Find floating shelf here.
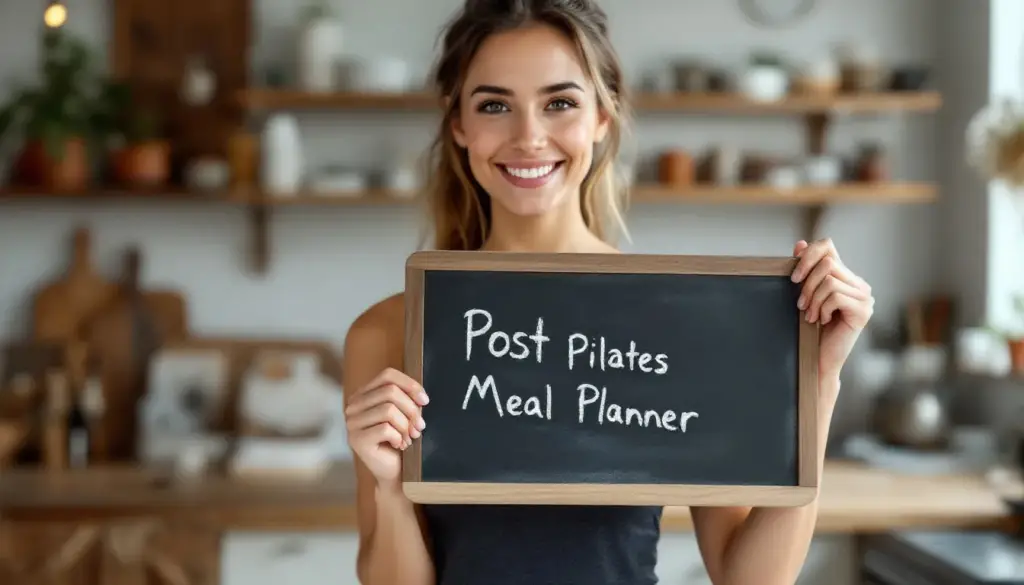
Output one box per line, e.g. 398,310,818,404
237,89,942,115
0,182,936,206
223,182,935,206
0,182,937,274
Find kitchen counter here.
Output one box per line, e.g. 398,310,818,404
0,460,1018,533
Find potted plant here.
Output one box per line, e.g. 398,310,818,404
109,102,170,188
738,52,789,102
0,28,107,191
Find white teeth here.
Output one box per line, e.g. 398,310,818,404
504,164,555,179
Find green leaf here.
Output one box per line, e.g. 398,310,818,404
41,120,66,161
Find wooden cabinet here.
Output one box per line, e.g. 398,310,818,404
111,0,249,170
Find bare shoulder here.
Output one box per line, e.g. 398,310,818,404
348,293,405,340
344,293,407,373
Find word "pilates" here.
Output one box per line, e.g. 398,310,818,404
464,308,670,375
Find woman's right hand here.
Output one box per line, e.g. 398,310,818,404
345,367,429,486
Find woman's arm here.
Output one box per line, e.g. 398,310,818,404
344,308,436,585
690,375,838,585
692,238,872,585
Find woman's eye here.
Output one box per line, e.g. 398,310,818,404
477,101,508,114
547,98,578,111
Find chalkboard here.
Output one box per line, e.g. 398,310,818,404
402,251,819,507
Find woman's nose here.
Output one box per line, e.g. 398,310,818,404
512,110,547,151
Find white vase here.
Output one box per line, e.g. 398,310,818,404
261,114,304,196
297,8,343,92
739,66,788,102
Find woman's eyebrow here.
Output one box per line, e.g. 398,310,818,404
469,81,584,96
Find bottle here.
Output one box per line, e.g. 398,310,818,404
43,371,70,470
66,397,90,469
81,374,106,461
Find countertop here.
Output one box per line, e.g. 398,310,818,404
0,460,1019,533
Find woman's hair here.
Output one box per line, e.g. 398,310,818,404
420,0,631,251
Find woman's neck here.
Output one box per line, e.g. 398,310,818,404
481,196,610,254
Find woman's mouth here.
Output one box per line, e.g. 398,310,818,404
497,161,565,188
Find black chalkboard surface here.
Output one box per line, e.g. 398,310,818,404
402,251,819,507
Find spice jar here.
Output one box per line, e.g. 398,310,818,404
856,144,888,182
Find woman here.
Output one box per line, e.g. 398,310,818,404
342,0,875,583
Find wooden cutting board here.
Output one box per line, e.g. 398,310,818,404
87,247,182,462
32,227,118,342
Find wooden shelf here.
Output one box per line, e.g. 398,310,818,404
238,89,942,115
220,182,935,207
0,182,936,275
631,182,936,204
0,182,936,206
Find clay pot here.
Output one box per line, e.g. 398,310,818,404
1008,339,1024,374
658,150,694,186
112,141,171,188
12,138,91,191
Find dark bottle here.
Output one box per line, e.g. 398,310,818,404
67,399,90,468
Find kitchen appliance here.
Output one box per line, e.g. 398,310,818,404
870,346,952,450
861,531,1024,585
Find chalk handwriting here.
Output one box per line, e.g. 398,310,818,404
462,374,553,420
567,333,669,374
464,309,550,363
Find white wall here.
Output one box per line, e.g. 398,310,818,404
0,0,941,351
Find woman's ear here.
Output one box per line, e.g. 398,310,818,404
594,106,611,144
451,117,467,148
445,96,467,148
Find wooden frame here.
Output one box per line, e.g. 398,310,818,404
402,250,819,507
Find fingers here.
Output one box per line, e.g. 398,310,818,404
806,274,864,323
819,290,874,328
344,367,430,453
793,240,809,257
791,237,840,282
364,422,405,451
348,402,414,446
361,367,429,406
347,383,425,437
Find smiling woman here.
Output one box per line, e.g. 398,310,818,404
424,0,629,253
340,1,875,584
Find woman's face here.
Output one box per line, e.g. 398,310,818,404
452,23,609,218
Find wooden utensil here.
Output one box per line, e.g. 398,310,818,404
31,227,118,342
86,247,165,462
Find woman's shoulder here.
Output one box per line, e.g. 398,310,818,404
344,292,406,362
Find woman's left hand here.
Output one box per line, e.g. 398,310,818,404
791,238,874,386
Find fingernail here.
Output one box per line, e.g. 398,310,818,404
791,271,801,283
410,428,420,439
416,417,426,430
417,392,429,405
797,296,806,309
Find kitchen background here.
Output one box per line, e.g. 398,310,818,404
1,0,1023,584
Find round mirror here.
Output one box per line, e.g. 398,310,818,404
737,0,818,28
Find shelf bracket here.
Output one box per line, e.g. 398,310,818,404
248,203,270,274
803,204,825,242
802,112,831,243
